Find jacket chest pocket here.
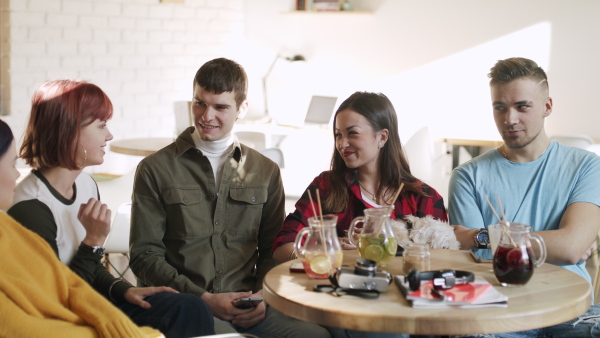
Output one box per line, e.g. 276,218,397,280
227,187,268,236
163,187,211,238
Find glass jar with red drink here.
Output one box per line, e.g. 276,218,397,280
493,222,546,287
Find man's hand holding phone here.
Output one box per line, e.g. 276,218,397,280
232,297,263,309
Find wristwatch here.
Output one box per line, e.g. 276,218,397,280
474,228,490,249
81,242,105,257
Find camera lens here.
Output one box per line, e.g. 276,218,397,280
354,258,377,276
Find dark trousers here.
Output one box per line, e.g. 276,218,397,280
118,292,215,338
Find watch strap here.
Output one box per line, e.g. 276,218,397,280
80,242,105,256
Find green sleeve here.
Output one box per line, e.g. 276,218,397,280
255,165,286,291
130,160,208,296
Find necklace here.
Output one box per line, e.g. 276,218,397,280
358,181,377,202
500,144,509,160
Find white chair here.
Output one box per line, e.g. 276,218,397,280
174,101,193,135
403,127,434,183
95,168,136,214
96,170,136,280
103,203,132,279
236,131,267,151
550,134,594,149
260,148,285,168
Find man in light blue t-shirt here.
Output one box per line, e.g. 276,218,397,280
449,58,600,337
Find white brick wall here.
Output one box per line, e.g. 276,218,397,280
5,0,245,174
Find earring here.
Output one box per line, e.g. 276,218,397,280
78,146,87,169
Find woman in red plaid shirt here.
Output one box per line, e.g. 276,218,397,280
273,91,448,262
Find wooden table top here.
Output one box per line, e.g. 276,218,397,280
263,249,591,335
109,137,173,156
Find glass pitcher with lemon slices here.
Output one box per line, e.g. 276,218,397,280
293,215,343,279
348,206,397,267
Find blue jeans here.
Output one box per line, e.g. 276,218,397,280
452,303,600,338
214,305,331,338
118,292,215,337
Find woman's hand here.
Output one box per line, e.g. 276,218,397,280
124,286,179,309
78,198,111,247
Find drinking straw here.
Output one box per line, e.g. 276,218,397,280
316,189,325,223
389,183,405,206
493,194,515,247
483,194,501,223
483,193,515,247
307,189,327,251
307,190,319,219
496,194,506,222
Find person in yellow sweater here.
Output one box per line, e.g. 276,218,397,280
0,118,161,337
6,81,215,337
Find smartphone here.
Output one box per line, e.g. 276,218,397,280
289,262,305,273
232,297,263,309
470,249,492,263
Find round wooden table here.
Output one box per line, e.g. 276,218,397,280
109,137,173,156
263,249,591,335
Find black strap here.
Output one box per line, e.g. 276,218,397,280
313,284,380,299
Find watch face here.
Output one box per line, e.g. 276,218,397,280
478,232,489,244
93,247,105,256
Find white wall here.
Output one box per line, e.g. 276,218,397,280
3,0,247,174
3,0,599,181
244,0,600,142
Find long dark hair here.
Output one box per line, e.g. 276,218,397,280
0,119,14,158
323,92,425,212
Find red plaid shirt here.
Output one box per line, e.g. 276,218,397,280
273,171,448,251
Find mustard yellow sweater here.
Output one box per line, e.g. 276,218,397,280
0,212,162,338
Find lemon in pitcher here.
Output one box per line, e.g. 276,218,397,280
358,234,396,266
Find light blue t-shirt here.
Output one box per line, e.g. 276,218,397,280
449,141,600,283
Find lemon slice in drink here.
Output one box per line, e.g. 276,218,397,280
364,244,384,262
309,255,332,275
385,237,397,256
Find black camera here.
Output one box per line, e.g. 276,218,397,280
329,258,392,292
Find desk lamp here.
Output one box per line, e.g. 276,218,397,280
262,54,306,121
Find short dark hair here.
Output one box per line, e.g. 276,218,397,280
0,119,14,159
488,57,549,94
20,80,113,171
193,58,248,109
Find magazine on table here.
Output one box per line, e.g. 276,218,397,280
395,275,508,308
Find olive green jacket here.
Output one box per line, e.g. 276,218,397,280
130,127,285,296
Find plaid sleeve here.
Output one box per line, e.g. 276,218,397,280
272,173,326,252
396,181,448,222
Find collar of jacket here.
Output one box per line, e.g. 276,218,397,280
174,127,243,162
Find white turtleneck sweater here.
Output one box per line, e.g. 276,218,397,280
191,131,235,193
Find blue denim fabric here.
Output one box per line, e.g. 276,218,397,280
215,306,331,338
451,303,600,338
118,292,215,337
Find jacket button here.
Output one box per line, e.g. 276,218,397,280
183,197,188,203
214,286,220,291
251,197,256,203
